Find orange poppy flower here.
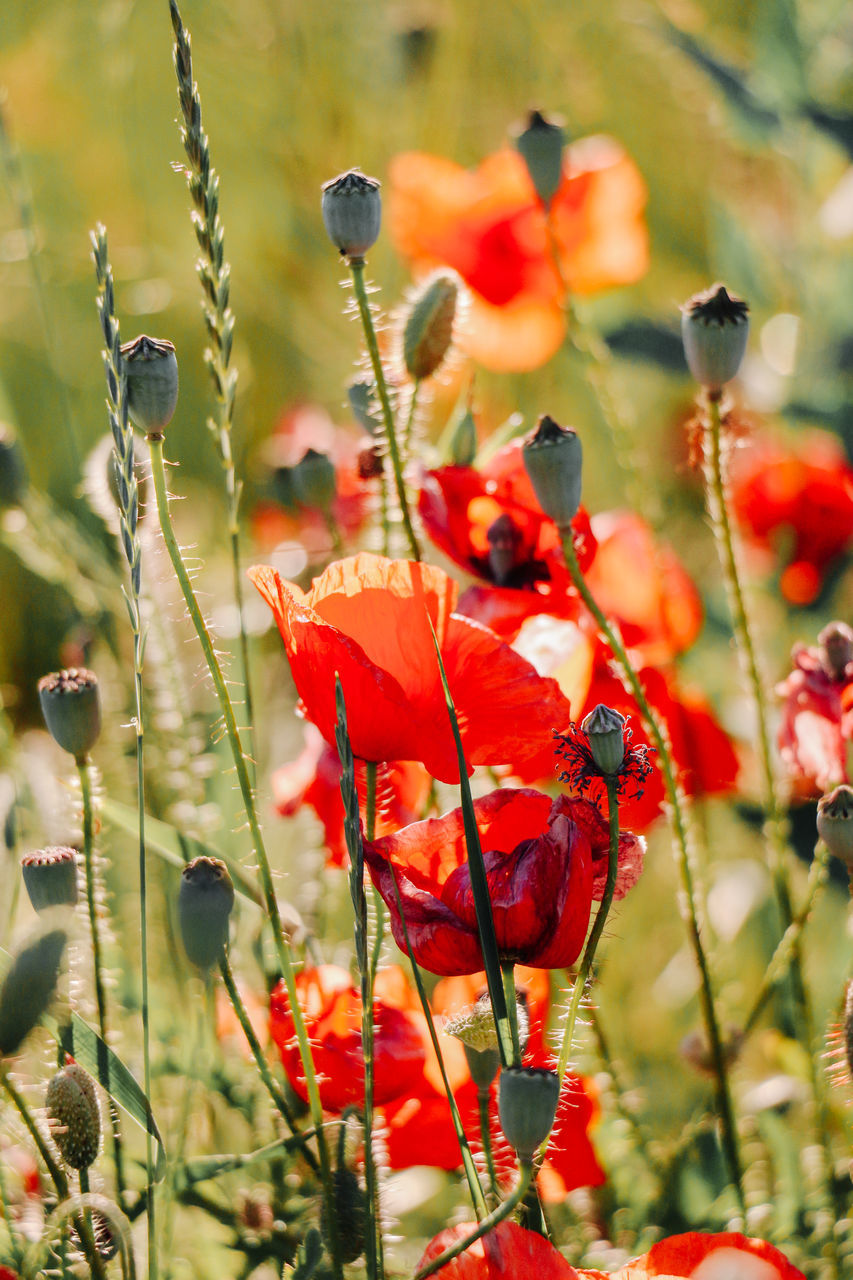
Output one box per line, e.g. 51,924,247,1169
249,553,572,784
575,1231,806,1279
418,1220,578,1279
389,137,648,371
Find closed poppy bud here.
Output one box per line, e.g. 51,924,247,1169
21,847,79,913
498,1066,560,1163
818,621,853,681
680,283,749,393
38,669,101,762
46,1062,100,1171
817,785,853,871
582,704,627,776
178,856,235,971
513,109,566,208
120,335,179,437
403,271,458,380
0,923,67,1057
292,448,336,511
0,425,27,509
321,169,382,260
448,408,478,467
522,415,582,529
321,1166,366,1264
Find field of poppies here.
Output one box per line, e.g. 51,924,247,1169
1,2,853,1279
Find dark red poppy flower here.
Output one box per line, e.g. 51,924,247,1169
249,553,572,784
418,1220,579,1279
777,625,853,794
579,1231,806,1279
389,139,648,372
729,432,853,606
269,965,427,1111
364,788,642,976
271,725,431,868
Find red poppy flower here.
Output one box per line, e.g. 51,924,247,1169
418,1220,578,1279
389,138,648,372
776,628,853,795
578,1231,805,1279
364,787,643,976
249,553,572,784
729,432,853,606
269,964,427,1111
271,725,431,868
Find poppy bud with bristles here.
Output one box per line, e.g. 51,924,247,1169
178,856,235,971
46,1062,101,1171
498,1066,560,1164
38,669,101,762
21,847,79,913
680,284,749,394
321,169,382,260
0,922,67,1057
513,109,566,208
120,335,179,438
522,415,583,529
402,271,458,380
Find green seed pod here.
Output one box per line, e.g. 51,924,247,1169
120,335,179,437
321,1166,366,1264
0,424,28,508
817,785,853,871
498,1066,560,1163
513,109,566,208
178,856,235,971
448,409,478,467
402,272,458,380
46,1062,101,1170
582,704,627,776
522,415,583,529
37,668,101,762
292,448,337,511
680,284,749,393
0,923,67,1057
463,1043,501,1092
21,847,79,913
321,169,382,260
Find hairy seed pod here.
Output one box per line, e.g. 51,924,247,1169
46,1062,101,1170
402,272,458,380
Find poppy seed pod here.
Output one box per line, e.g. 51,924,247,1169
513,109,566,208
38,668,101,762
817,785,853,871
522,415,583,529
292,448,336,511
0,923,67,1057
582,704,627,776
321,169,382,260
402,272,458,380
680,284,749,393
21,847,79,913
178,856,235,971
120,335,179,437
498,1066,560,1163
46,1062,101,1170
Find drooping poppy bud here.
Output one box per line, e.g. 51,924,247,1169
402,271,458,380
581,704,627,776
46,1062,101,1171
292,448,336,511
817,785,853,872
522,415,583,529
498,1066,560,1163
321,169,382,260
320,1166,366,1264
680,283,749,393
513,109,566,208
0,923,67,1057
0,424,28,509
38,668,102,762
178,856,235,971
120,335,179,437
21,847,79,913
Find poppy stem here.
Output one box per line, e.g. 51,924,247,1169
358,760,382,1280
558,528,746,1221
77,757,127,1203
146,434,343,1280
554,775,621,1086
402,378,422,454
501,964,522,1066
477,1087,499,1203
414,1162,533,1280
348,258,422,561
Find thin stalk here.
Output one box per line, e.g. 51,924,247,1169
555,775,621,1081
588,1005,666,1182
359,761,380,1280
501,964,522,1067
218,953,317,1171
146,434,341,1280
348,258,421,560
402,379,422,454
477,1089,499,1202
414,1163,533,1280
77,758,126,1201
558,530,745,1219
